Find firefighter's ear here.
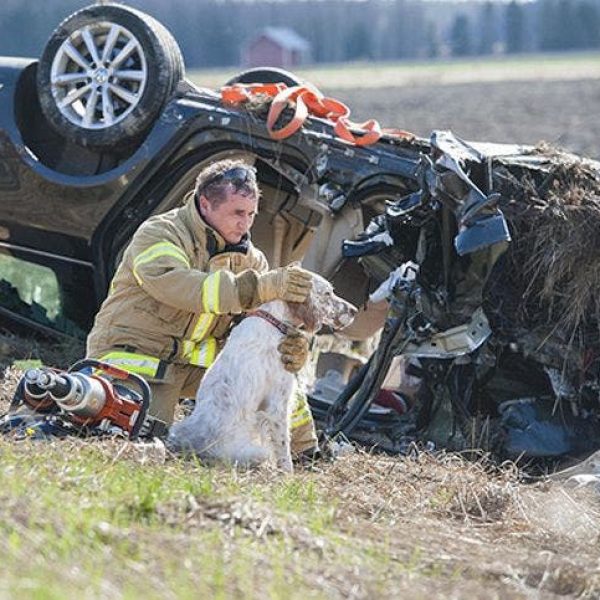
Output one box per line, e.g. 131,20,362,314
198,194,211,216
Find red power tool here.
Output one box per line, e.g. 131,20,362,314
9,359,160,440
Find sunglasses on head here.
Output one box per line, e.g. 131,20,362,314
201,166,256,191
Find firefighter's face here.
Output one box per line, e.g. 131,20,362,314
199,190,258,245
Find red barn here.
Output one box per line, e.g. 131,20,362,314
243,27,311,69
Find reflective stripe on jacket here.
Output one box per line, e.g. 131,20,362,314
99,351,162,378
87,192,268,368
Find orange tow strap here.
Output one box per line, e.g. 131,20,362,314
220,83,415,147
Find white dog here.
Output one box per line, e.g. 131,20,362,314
167,274,356,472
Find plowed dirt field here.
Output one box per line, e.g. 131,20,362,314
328,78,600,160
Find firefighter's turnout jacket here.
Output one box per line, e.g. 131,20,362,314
87,192,268,374
86,192,316,450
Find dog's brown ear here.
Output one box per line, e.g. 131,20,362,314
302,310,320,334
287,300,319,333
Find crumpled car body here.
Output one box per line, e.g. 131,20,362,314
320,131,600,462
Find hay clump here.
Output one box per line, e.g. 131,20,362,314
488,147,600,357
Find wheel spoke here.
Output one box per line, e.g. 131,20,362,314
63,41,91,70
81,27,102,66
101,87,114,126
52,72,90,86
109,82,137,106
113,69,145,82
51,22,147,129
101,24,121,63
109,39,137,70
83,88,99,127
58,83,92,109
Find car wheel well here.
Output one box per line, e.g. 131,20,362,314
100,149,316,281
225,67,303,88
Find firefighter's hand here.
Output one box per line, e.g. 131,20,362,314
257,266,313,304
278,332,310,373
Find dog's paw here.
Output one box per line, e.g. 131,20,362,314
277,457,294,474
236,445,270,468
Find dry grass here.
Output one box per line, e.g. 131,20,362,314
1,369,600,598
0,367,20,410
0,328,84,371
492,149,600,353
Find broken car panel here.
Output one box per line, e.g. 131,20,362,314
320,131,600,461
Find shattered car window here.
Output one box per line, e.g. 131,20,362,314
0,254,60,319
0,254,89,338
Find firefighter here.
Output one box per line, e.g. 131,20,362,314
86,159,318,454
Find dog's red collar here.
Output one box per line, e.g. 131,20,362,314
247,310,293,336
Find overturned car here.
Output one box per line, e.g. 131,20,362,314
2,3,600,461
0,2,421,344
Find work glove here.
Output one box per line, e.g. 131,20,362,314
278,331,310,373
257,265,313,304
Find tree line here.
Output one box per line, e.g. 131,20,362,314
0,0,599,68
448,0,600,57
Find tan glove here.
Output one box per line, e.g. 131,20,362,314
257,266,312,304
278,332,310,373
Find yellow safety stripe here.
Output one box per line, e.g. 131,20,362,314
99,351,160,378
291,407,312,429
290,395,313,430
291,414,312,430
181,338,218,368
190,313,216,342
201,272,222,313
134,242,190,268
132,242,190,285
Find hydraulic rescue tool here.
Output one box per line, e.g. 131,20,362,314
2,359,167,440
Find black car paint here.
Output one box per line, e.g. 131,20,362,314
0,59,426,338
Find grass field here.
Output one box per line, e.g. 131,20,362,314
0,431,598,598
189,51,600,90
1,367,600,599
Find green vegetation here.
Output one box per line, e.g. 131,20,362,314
0,435,598,599
0,440,395,599
0,441,320,598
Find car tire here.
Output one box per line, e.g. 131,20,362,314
225,67,304,87
37,3,185,149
